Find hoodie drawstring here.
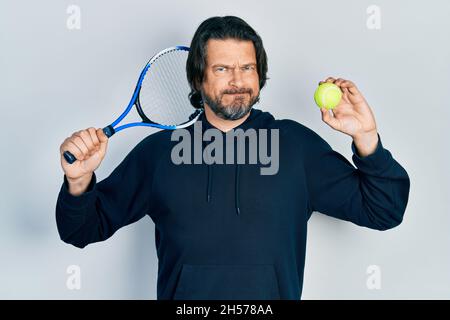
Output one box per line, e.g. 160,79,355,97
207,164,213,203
199,108,270,216
235,164,241,215
206,163,241,215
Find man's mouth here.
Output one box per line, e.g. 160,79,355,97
223,89,252,96
224,92,250,97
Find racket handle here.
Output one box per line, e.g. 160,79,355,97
63,126,115,164
63,151,77,164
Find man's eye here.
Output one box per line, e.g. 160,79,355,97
216,67,226,72
243,66,255,71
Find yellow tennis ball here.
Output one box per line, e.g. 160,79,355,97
314,82,342,110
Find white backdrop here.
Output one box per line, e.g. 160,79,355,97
1,0,449,299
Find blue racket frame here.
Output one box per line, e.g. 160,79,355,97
64,45,203,164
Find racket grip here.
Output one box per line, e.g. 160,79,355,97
63,151,77,164
63,126,115,164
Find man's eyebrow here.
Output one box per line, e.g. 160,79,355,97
211,64,233,68
210,63,257,68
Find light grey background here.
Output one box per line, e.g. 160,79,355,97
1,0,449,299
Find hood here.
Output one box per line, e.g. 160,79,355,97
187,108,276,215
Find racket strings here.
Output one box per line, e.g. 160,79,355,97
159,52,185,118
149,52,189,124
139,49,197,126
166,50,193,121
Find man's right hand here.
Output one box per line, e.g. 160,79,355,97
59,127,108,195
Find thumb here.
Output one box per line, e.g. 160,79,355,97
97,128,109,156
320,107,340,130
97,128,109,143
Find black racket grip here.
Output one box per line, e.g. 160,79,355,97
63,126,115,164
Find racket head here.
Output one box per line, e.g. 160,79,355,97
135,46,201,128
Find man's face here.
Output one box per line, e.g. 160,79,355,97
200,38,260,120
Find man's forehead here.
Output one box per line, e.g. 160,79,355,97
205,39,256,64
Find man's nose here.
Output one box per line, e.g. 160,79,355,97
229,68,244,87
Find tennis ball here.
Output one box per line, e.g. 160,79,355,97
314,82,342,110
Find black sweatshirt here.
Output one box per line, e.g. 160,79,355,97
55,108,410,299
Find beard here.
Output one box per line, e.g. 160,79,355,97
201,87,260,121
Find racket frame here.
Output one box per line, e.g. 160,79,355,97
106,45,203,136
63,45,203,164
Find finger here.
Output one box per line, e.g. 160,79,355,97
339,79,355,87
97,128,108,155
71,134,90,158
79,130,96,154
341,87,351,103
319,77,336,85
88,127,100,148
339,80,360,95
97,128,108,144
60,137,70,155
334,78,346,86
65,140,85,161
320,107,340,130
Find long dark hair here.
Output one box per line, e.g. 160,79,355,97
186,16,268,109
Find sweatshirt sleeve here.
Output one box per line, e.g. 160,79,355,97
55,137,157,248
302,128,410,231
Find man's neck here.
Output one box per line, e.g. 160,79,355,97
204,106,251,133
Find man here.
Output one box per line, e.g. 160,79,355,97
56,16,410,300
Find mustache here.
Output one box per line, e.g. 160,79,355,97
221,88,253,95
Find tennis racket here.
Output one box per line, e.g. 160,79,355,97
63,46,203,164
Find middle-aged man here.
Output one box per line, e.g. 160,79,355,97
56,16,410,300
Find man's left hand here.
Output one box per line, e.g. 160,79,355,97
319,77,379,157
